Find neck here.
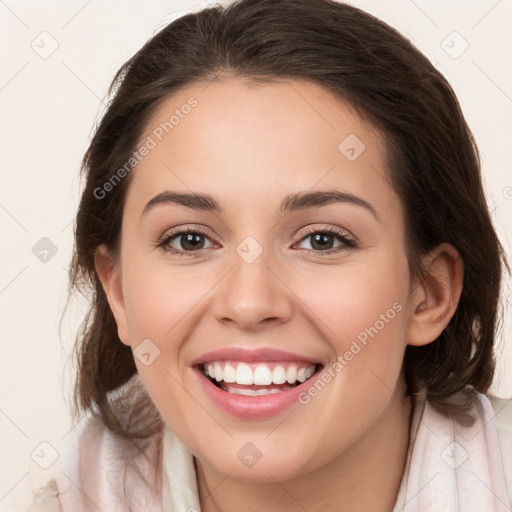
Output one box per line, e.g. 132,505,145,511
195,382,413,512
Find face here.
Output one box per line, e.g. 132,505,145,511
101,77,417,482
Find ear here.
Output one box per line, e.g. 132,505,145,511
406,243,464,347
94,244,131,346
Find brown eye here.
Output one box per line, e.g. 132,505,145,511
296,228,355,254
307,233,338,251
157,228,215,255
172,232,207,251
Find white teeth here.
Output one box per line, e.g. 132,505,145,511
253,365,273,385
223,363,236,383
297,367,306,383
286,365,297,384
236,363,253,385
204,361,316,386
214,362,223,382
225,386,283,396
272,365,287,384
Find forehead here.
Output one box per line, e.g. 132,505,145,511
125,77,399,221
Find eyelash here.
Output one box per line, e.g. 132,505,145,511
156,227,214,257
156,226,357,257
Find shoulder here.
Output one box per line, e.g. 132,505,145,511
488,394,512,430
392,388,512,512
487,394,512,502
488,394,512,433
25,415,164,512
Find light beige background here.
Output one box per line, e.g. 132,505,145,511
1,0,511,509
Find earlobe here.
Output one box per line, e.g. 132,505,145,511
406,243,464,347
94,244,131,346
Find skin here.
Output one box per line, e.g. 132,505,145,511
95,76,464,511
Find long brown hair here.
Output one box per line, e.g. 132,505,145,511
65,0,509,438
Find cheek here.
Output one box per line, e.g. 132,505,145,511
120,263,207,417
121,257,215,343
289,249,411,427
119,258,222,414
283,255,410,458
295,252,409,354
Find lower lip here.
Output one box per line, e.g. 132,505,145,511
194,367,318,419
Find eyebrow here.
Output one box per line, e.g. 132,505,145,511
141,189,379,220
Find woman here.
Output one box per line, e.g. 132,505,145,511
27,0,512,510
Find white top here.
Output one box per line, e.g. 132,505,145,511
19,389,512,511
161,390,512,512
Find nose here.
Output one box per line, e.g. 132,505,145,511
211,244,293,332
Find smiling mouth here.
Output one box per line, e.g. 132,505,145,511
200,361,322,396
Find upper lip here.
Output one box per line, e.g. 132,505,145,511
190,347,323,367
